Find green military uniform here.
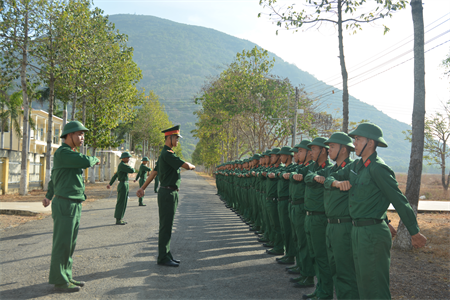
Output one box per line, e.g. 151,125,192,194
46,121,99,287
265,148,284,255
154,174,159,193
288,140,315,284
304,137,333,299
325,123,420,300
276,147,297,264
322,133,358,299
109,152,135,224
157,126,186,264
135,157,152,206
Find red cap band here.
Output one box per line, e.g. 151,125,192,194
164,130,180,136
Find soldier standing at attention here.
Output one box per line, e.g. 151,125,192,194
42,121,99,293
107,151,135,225
326,123,427,300
136,125,195,267
134,156,152,206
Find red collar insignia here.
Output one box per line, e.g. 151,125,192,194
305,162,309,166
341,161,346,168
167,150,174,153
364,159,371,167
321,162,326,168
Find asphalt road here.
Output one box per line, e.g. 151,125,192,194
0,171,314,299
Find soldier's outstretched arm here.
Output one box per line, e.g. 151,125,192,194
181,162,195,170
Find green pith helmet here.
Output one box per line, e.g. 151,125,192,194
307,137,329,149
293,147,299,153
279,146,294,156
120,151,132,159
60,121,88,138
252,153,261,160
295,139,312,150
348,122,388,147
271,147,281,155
324,132,355,151
262,150,270,157
141,156,149,161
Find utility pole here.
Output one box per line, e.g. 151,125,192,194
292,87,298,147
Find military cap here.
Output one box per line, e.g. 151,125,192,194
270,147,281,155
279,146,294,156
252,153,262,160
161,124,182,138
120,151,132,159
292,147,299,153
294,139,312,150
324,132,355,151
60,120,88,138
348,122,388,147
307,137,329,149
141,156,149,161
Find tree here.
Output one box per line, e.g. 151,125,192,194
393,0,425,250
0,0,45,194
259,0,407,133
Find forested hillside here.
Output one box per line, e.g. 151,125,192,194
109,14,412,170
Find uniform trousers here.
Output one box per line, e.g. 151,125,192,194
138,178,145,204
49,196,82,285
114,181,129,220
352,222,392,300
157,188,179,264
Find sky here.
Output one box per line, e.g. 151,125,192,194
94,0,450,125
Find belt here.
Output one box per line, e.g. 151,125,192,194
291,200,304,205
306,211,325,216
352,219,383,227
278,196,289,201
160,186,179,192
328,218,352,224
55,195,83,203
267,197,277,202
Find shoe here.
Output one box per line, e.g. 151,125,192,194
257,238,269,243
158,260,179,267
249,227,259,231
288,268,301,274
289,276,303,283
286,265,298,270
266,249,284,255
276,255,287,261
262,242,274,247
54,283,81,293
116,220,127,225
69,279,85,287
302,292,316,299
139,203,146,206
277,258,295,265
294,276,315,288
172,259,181,264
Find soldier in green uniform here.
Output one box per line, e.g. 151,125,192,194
134,156,152,206
313,132,358,299
325,123,427,300
276,146,297,264
42,121,99,292
303,137,334,299
286,140,315,288
136,125,195,267
154,174,159,193
107,151,135,225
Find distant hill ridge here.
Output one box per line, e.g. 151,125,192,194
109,14,412,170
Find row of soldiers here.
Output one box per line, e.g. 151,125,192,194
214,122,426,300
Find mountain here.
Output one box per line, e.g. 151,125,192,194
108,14,412,170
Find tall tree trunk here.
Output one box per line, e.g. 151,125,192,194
393,0,425,250
337,0,349,133
19,10,29,195
62,102,67,126
81,95,87,155
44,75,55,191
10,117,13,150
71,90,77,121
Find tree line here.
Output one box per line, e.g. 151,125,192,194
0,0,175,194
